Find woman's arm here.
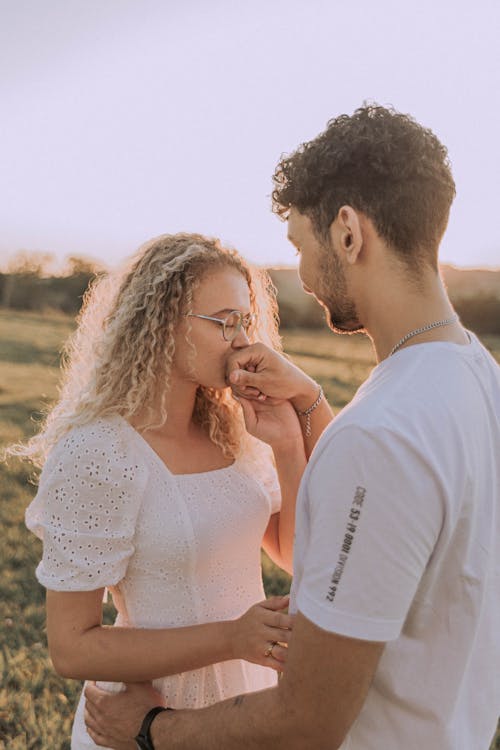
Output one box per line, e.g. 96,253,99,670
262,442,307,575
237,398,307,575
46,590,293,682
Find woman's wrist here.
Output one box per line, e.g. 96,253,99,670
182,620,238,666
271,439,306,462
225,618,241,660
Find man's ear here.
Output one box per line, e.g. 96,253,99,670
330,206,363,265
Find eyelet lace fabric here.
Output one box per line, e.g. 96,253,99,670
26,415,281,749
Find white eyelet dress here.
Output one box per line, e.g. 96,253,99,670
25,416,281,750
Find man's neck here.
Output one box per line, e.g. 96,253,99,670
361,272,468,363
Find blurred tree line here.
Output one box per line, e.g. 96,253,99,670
0,252,105,315
452,296,500,335
1,252,500,334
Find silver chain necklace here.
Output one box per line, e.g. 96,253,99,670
389,314,459,357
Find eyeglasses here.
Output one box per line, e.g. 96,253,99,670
187,310,257,342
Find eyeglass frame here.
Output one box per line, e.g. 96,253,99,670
186,310,257,342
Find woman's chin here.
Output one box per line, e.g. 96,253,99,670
197,377,232,392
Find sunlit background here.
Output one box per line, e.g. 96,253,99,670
1,0,500,271
1,5,500,747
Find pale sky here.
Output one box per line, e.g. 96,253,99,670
1,0,500,270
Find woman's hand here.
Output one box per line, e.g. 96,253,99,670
230,596,294,672
237,396,303,451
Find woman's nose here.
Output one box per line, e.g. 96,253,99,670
231,327,250,348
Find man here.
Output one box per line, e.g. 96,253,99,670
84,105,500,749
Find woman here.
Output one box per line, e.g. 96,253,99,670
17,233,307,749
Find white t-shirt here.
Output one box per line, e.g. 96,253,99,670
290,332,500,750
26,416,281,750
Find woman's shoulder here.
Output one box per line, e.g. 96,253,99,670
51,414,124,450
236,435,276,477
236,436,281,513
44,414,142,479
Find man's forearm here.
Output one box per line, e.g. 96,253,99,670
150,686,309,750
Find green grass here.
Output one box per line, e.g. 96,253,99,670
0,309,499,749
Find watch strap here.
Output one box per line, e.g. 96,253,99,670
135,706,171,750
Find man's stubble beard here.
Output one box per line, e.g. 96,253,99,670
317,242,364,335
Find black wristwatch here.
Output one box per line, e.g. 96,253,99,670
135,706,172,750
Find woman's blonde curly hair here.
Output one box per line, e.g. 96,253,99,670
9,233,281,468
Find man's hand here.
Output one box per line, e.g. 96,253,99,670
84,681,166,749
226,343,318,411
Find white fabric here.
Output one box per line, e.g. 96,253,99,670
290,332,500,750
26,415,281,749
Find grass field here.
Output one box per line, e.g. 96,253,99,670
1,308,499,749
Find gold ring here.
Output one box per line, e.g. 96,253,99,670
264,641,277,657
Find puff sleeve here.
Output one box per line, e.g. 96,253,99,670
25,418,149,591
245,437,282,515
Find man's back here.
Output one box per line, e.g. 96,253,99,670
291,333,500,749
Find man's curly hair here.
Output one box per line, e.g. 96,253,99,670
272,104,456,270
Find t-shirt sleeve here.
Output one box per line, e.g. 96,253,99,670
25,420,149,592
295,425,444,642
